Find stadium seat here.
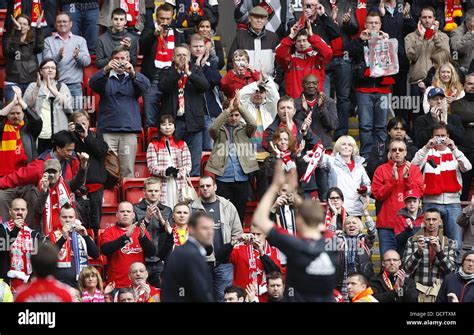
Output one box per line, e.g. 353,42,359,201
189,176,200,194
134,160,150,178
201,151,211,176
147,127,158,143
122,178,146,204
137,128,146,153
102,187,119,209
243,201,257,230
99,212,117,230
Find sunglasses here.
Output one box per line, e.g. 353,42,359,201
390,148,405,153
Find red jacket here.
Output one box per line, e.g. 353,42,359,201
394,209,425,235
229,241,281,302
371,160,424,229
0,151,80,189
15,276,73,302
275,35,333,98
220,69,260,99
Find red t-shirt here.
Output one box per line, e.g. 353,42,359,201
229,242,281,303
15,276,73,302
100,225,151,288
346,159,355,172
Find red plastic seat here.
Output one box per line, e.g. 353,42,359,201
122,178,146,204
243,201,257,230
189,176,200,194
136,128,145,153
102,187,119,208
134,161,150,178
99,212,117,230
201,151,211,176
147,127,158,143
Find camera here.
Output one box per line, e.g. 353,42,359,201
235,60,246,68
71,222,77,229
423,237,431,243
119,63,126,69
47,173,55,181
162,24,172,31
370,31,379,38
435,136,446,145
75,122,85,133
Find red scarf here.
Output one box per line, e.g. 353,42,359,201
382,270,394,290
0,120,27,176
42,177,73,235
247,241,272,297
120,0,140,27
324,207,346,231
443,0,463,32
154,29,175,68
6,221,34,282
280,150,296,172
177,72,188,117
423,149,462,195
14,0,47,27
49,230,73,268
172,225,189,247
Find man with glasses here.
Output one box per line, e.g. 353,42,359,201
436,251,474,302
43,12,91,110
412,122,472,252
414,87,465,148
370,249,418,302
190,175,243,302
372,139,424,257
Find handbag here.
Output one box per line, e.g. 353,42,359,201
416,279,442,303
182,175,197,202
103,150,121,189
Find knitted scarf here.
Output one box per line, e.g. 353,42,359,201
180,0,204,28
82,289,105,303
154,29,175,68
0,120,27,176
49,229,88,280
324,207,346,232
294,47,319,60
247,241,272,296
423,148,462,195
177,71,188,117
42,176,73,235
443,0,463,32
120,0,140,27
6,221,34,282
13,0,47,27
172,225,189,247
458,268,474,281
281,150,296,172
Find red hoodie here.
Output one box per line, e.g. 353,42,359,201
220,69,260,99
275,34,333,98
371,160,424,229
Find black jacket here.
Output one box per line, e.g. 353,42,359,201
451,96,474,151
309,9,340,44
160,238,214,302
3,28,44,84
72,130,108,184
138,28,184,81
413,113,465,149
159,64,210,133
370,271,419,302
0,107,43,169
436,272,474,303
133,199,172,263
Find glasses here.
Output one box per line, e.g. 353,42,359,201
383,258,400,262
329,196,341,200
390,148,405,153
42,66,57,70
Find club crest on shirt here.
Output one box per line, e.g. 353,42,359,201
121,237,143,254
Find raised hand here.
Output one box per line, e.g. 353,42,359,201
11,15,21,30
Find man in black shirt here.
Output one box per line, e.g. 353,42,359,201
190,175,243,302
252,163,337,302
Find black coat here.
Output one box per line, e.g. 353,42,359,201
436,272,474,302
0,107,42,166
72,130,109,184
160,239,214,302
413,113,465,149
370,271,419,302
159,64,210,133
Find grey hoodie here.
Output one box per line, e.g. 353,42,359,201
96,28,138,69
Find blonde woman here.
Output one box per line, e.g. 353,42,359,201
423,63,465,113
319,135,371,216
78,266,107,303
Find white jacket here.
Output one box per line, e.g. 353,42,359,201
320,154,371,216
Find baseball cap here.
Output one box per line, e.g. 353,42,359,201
403,189,422,201
43,159,61,173
427,87,445,99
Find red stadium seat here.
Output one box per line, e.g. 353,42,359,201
243,201,257,230
99,212,117,230
201,151,211,176
102,187,119,208
134,161,150,178
137,128,146,153
122,178,146,204
189,176,200,194
147,127,158,143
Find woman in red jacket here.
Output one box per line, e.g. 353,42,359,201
371,139,424,258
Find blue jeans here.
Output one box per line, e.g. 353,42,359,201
66,82,84,110
144,79,162,127
324,58,352,139
378,228,398,259
210,263,233,302
4,83,30,102
424,203,462,250
62,4,99,54
202,115,215,151
356,92,389,159
176,119,203,176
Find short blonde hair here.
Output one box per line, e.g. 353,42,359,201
232,49,250,62
333,135,359,157
78,266,104,295
343,216,364,234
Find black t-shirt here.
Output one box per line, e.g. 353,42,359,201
202,200,223,253
267,227,337,302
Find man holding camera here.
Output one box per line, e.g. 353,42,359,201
34,155,89,236
402,208,457,302
89,47,150,179
100,201,155,289
46,203,99,288
414,87,465,148
412,122,472,251
133,177,172,288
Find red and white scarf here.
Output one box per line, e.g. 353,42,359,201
42,176,73,235
324,206,346,232
247,241,272,296
294,47,319,59
177,72,188,117
14,0,47,27
49,229,88,272
120,0,140,27
172,225,189,248
154,29,175,68
6,221,34,282
382,270,394,291
280,150,296,172
423,148,462,195
0,120,27,176
82,289,105,303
